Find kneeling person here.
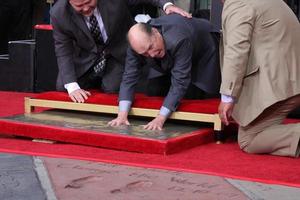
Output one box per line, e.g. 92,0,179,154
109,14,221,130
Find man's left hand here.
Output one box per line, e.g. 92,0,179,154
165,5,192,18
218,102,234,126
143,115,167,131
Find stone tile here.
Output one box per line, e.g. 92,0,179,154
42,157,248,200
227,179,300,200
0,153,46,200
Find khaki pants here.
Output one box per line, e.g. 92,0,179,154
238,94,300,157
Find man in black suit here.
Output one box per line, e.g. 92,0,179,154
50,0,190,103
108,14,221,130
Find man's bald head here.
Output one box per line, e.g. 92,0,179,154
128,23,165,58
128,23,153,55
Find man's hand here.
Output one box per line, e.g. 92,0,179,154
165,5,192,18
69,89,91,103
108,111,130,127
143,114,167,131
218,102,234,126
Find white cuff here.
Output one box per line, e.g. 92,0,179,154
119,100,132,112
221,94,235,103
159,106,172,117
64,82,80,94
163,2,174,11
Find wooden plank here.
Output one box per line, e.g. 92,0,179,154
32,139,56,144
24,97,33,114
25,98,222,130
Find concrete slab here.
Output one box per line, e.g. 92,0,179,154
1,110,212,154
41,157,248,200
1,151,300,200
0,153,46,200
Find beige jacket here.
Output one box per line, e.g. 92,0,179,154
220,0,300,126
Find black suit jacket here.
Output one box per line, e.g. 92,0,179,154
119,14,221,111
50,0,169,90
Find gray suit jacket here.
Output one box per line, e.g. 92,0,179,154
119,14,221,111
50,0,170,90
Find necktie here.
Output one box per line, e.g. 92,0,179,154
89,14,104,46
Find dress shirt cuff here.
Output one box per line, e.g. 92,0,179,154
119,100,132,112
221,94,235,103
64,82,80,94
159,106,172,117
163,2,174,11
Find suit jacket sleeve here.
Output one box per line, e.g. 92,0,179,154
51,13,78,85
126,0,173,9
220,0,255,97
118,47,144,102
163,39,193,111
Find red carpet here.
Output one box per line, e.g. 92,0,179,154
0,136,300,188
0,91,300,188
0,91,37,117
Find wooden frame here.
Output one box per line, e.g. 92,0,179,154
24,97,224,141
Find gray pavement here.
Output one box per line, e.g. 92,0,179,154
1,153,300,200
0,154,46,200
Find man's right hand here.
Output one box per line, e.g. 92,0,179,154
218,101,234,126
69,89,91,103
108,111,130,127
165,5,192,18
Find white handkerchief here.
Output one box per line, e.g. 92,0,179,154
134,14,151,23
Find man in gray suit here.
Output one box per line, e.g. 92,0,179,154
108,14,221,130
50,0,190,103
